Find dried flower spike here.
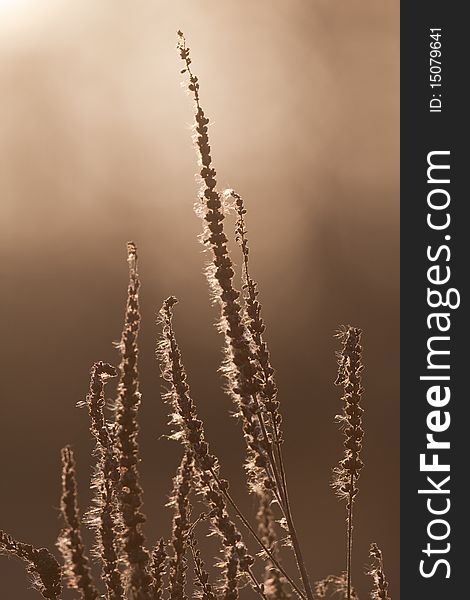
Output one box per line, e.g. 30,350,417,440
332,326,365,600
158,297,257,600
115,242,153,599
1,530,62,600
177,31,270,494
84,361,124,600
159,297,306,600
57,446,99,600
368,543,391,600
313,573,359,600
188,532,217,600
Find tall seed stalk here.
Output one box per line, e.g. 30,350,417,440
177,32,314,600
115,242,153,599
57,446,100,600
332,326,365,600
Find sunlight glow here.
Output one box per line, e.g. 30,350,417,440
0,0,19,9
0,0,35,15
0,0,47,38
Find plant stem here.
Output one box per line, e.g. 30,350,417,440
247,568,269,600
347,473,354,600
209,469,307,600
254,405,314,600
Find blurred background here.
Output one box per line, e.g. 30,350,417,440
0,1,399,598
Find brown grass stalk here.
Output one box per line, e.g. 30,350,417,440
0,32,394,600
57,445,100,600
84,360,125,600
333,326,365,600
177,33,314,600
158,297,309,600
158,296,264,600
314,574,359,600
115,242,153,599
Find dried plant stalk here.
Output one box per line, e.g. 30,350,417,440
333,326,365,600
168,451,194,600
188,532,217,600
368,544,391,600
84,361,125,600
177,31,270,494
177,34,313,600
230,189,282,451
256,491,290,600
0,31,395,600
0,530,62,600
158,296,261,600
115,242,153,599
57,446,99,600
151,539,167,600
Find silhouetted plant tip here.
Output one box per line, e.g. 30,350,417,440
367,544,391,600
333,326,365,600
0,530,62,600
57,446,100,600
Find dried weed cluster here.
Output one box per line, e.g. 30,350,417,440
0,33,391,600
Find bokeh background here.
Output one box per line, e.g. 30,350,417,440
0,1,399,598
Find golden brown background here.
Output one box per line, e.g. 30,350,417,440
0,1,399,598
